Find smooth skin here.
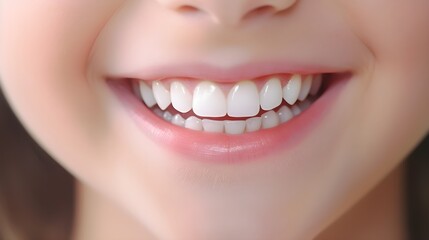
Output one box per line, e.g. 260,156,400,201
1,0,429,239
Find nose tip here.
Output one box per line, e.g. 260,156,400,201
157,0,297,26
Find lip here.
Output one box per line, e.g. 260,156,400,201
109,60,349,83
107,71,350,163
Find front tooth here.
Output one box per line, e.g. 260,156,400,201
310,75,322,95
193,81,227,117
283,74,302,105
298,75,313,101
139,81,157,108
227,80,260,117
170,81,192,113
225,120,246,135
185,116,203,131
277,106,294,123
246,117,262,132
202,119,224,133
261,111,280,129
260,77,283,110
171,114,185,127
152,81,171,110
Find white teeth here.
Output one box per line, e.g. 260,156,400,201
171,114,186,127
185,116,203,131
246,117,262,132
277,106,294,123
310,74,322,95
193,81,227,117
170,81,193,113
152,81,171,110
137,74,323,134
262,111,280,129
227,81,260,117
224,120,246,135
283,74,302,105
298,75,312,101
260,77,283,111
202,119,224,133
163,111,173,122
139,81,157,108
291,105,301,116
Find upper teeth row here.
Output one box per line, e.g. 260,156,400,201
138,74,322,118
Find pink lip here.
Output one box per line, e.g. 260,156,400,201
108,73,350,163
113,61,349,82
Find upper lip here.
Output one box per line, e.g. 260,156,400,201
112,60,348,83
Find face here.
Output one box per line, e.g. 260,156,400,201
1,0,429,239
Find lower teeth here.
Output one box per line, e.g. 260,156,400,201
152,98,315,134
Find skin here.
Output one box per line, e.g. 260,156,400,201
1,0,428,239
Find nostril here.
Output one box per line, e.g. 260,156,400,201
243,5,277,20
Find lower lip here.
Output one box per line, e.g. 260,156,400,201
108,75,349,163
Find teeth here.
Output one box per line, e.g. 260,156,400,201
283,74,302,105
298,75,312,101
171,114,186,127
291,105,302,116
193,81,227,117
260,77,283,111
262,111,280,129
152,81,171,110
227,81,260,117
224,120,246,135
138,74,323,134
246,117,262,132
170,81,193,113
277,106,294,123
163,111,173,122
185,116,203,131
139,82,157,108
202,119,224,133
310,74,322,95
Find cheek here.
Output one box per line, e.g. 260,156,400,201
0,1,123,173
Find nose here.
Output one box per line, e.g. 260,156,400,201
156,0,297,26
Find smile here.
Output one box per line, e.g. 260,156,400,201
133,74,322,134
107,63,350,162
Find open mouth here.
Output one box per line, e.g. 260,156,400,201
108,70,349,162
132,74,323,134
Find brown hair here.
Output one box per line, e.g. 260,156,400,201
0,89,75,240
0,88,428,239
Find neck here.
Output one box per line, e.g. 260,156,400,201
317,164,407,240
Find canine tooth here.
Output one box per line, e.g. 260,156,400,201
171,114,185,127
246,117,262,132
163,111,173,122
278,106,294,123
260,77,283,110
170,81,192,113
152,81,171,110
227,80,260,117
225,121,246,135
283,74,302,105
185,116,203,131
298,75,312,101
262,111,280,129
193,81,227,117
291,105,301,116
139,81,157,108
202,119,224,133
310,75,322,95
